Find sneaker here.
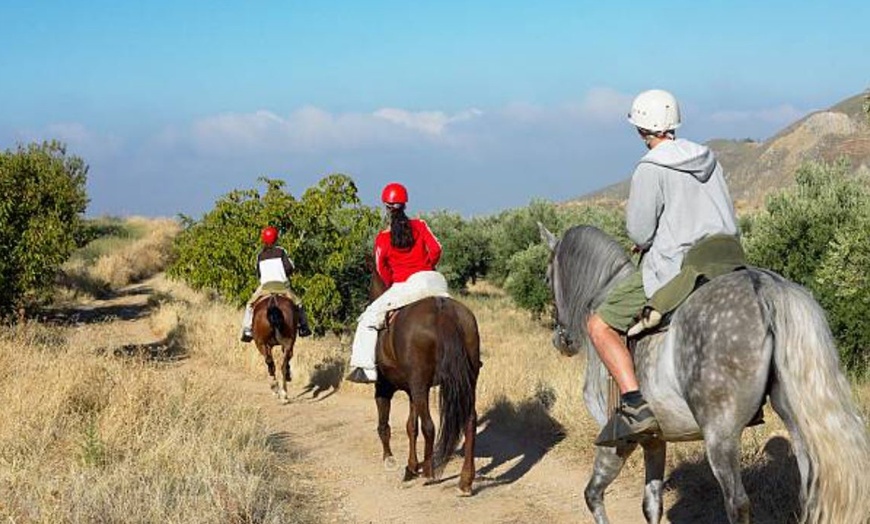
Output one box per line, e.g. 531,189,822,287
298,325,312,338
240,329,253,343
595,400,660,447
346,367,377,384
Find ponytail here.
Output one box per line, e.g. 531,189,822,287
389,205,414,249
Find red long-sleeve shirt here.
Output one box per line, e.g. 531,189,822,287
374,219,442,288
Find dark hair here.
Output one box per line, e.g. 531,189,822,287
389,205,414,249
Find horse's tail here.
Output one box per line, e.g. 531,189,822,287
758,271,870,524
434,299,477,468
266,296,285,334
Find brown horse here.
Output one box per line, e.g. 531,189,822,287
252,294,298,403
369,270,482,495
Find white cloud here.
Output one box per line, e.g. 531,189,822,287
13,122,123,161
373,108,482,135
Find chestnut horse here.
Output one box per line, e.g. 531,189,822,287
252,294,298,403
369,270,482,495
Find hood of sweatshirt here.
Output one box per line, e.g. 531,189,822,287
639,138,717,183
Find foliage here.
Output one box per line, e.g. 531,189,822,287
487,199,561,287
744,161,870,374
423,211,493,291
168,175,379,334
0,141,89,313
503,244,551,318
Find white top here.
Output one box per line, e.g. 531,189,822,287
259,258,288,284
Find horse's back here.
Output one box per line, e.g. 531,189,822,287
640,269,774,440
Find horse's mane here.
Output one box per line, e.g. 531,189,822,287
554,226,635,424
555,226,634,344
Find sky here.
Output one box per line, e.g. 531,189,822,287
1,1,868,217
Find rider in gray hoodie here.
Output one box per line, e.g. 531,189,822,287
628,138,739,297
588,89,740,447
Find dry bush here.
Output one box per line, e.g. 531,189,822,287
0,320,321,524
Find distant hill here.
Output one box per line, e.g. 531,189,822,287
573,92,870,212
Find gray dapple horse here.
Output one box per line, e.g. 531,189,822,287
540,224,870,524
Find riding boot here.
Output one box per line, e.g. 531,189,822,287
595,391,660,447
240,305,254,343
295,305,312,337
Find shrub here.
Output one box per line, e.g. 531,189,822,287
168,175,379,334
0,141,89,313
503,244,551,317
744,160,870,374
423,211,493,291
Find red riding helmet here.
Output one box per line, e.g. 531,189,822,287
260,226,278,245
381,182,408,205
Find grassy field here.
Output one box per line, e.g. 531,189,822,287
2,216,869,523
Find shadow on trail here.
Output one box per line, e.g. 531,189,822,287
433,388,565,493
666,435,801,524
103,325,188,363
40,301,153,325
297,355,345,401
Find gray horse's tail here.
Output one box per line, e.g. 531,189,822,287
759,273,870,524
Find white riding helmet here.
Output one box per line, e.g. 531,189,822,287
627,89,681,133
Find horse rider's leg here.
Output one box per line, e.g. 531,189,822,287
403,395,420,481
640,438,666,524
585,443,638,524
768,377,811,505
375,379,397,470
457,402,477,496
257,341,277,394
587,314,639,393
413,389,437,481
704,433,751,524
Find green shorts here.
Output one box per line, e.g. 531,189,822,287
594,270,647,332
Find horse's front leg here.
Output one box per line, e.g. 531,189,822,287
641,438,666,524
256,342,277,393
375,380,397,470
277,342,294,403
403,394,420,481
585,443,638,524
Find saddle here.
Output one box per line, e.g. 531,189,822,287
627,234,746,339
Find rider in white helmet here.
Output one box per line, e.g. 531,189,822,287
588,89,740,446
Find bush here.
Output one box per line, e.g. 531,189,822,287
488,199,561,286
503,244,551,317
744,161,870,374
0,141,89,313
423,211,493,291
168,175,379,334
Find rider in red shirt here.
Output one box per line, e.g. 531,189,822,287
347,182,447,383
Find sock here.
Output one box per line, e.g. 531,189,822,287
621,390,644,407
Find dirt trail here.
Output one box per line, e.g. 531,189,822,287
62,277,655,524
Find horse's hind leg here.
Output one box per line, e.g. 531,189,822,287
413,389,436,481
375,380,398,470
256,342,277,393
585,443,638,524
457,402,477,496
641,439,666,524
403,395,420,481
277,343,293,403
705,434,751,524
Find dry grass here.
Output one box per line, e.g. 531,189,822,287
0,319,321,524
59,217,180,301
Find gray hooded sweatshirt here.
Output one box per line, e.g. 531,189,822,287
626,138,739,297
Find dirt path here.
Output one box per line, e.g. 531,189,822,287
58,277,658,524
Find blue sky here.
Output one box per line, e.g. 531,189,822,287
2,1,868,217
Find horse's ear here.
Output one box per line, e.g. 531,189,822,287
538,222,558,251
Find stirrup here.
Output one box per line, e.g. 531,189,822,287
595,403,660,447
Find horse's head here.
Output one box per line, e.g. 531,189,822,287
539,222,583,357
365,252,387,301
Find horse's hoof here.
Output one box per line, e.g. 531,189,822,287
383,456,399,471
402,467,419,482
456,486,473,497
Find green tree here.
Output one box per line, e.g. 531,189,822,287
503,244,551,317
423,211,493,291
744,160,870,374
0,141,89,313
488,199,560,286
169,175,379,334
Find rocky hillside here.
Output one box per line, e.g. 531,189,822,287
577,92,870,212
